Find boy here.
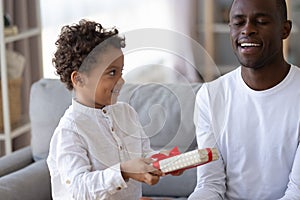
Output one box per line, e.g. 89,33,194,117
47,19,163,200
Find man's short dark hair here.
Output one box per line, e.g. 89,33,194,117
230,0,288,21
276,0,288,21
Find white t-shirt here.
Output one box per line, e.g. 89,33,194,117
47,100,154,200
190,65,300,200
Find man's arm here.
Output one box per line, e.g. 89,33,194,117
279,144,300,200
188,85,226,199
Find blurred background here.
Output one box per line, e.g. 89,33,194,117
40,0,300,83
1,0,300,155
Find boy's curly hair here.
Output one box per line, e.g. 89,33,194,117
52,19,125,90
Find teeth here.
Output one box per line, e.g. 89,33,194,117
241,43,261,47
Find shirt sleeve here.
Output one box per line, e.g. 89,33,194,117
279,144,300,200
55,127,127,199
188,84,226,200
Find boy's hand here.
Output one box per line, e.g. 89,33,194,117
120,158,163,185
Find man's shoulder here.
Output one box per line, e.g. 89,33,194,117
196,67,240,102
292,65,300,74
204,67,240,90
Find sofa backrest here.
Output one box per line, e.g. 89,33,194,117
30,79,72,161
118,83,201,152
30,78,202,160
119,83,203,198
29,78,202,197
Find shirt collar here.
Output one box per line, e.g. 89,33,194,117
72,98,112,117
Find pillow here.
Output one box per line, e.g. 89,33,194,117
118,83,201,152
29,79,72,161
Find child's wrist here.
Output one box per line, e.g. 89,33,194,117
120,163,130,181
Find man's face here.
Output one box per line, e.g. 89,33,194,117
229,0,288,69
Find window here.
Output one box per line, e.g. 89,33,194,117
41,0,172,76
41,0,207,82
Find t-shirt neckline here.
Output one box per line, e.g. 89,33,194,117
237,65,295,96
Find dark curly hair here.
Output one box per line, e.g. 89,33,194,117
52,19,125,90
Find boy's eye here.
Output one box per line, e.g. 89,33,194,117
109,70,116,76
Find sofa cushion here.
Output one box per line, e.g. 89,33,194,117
0,146,33,177
30,79,72,161
0,159,52,200
118,83,201,152
118,83,201,198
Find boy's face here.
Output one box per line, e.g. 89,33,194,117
76,47,124,109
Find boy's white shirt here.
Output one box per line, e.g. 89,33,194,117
47,100,154,200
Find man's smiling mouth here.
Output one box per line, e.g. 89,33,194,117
240,43,262,48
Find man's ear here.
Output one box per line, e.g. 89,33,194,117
282,20,292,40
71,71,85,87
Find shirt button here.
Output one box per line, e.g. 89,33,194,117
103,109,107,114
119,146,123,150
116,186,122,190
111,127,114,132
66,180,71,184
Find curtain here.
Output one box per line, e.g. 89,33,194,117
168,0,219,83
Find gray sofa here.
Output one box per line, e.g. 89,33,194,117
0,78,202,200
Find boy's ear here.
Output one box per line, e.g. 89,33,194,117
71,71,85,87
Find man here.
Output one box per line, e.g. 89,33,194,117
188,0,300,199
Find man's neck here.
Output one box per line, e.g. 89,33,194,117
241,63,291,91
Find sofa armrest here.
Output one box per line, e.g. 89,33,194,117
0,159,52,200
0,146,33,177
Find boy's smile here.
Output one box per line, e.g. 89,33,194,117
74,47,125,109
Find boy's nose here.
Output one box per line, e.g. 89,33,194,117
118,77,125,86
